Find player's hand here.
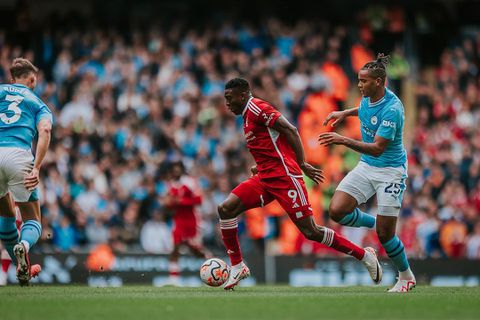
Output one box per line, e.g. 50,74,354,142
163,195,176,206
171,197,180,205
250,165,258,176
300,162,325,184
318,132,345,146
323,111,346,127
24,167,40,191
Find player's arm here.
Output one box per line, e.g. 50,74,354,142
24,118,52,191
34,118,52,169
178,187,202,206
168,195,201,207
318,132,390,157
178,180,203,206
320,106,400,157
178,195,202,206
323,107,359,127
272,116,324,184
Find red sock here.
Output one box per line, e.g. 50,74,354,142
322,227,365,260
1,259,11,273
220,218,243,266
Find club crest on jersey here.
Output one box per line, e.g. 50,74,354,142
371,116,378,125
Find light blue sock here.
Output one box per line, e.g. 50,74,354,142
382,235,410,272
20,220,42,250
338,208,376,228
0,216,19,263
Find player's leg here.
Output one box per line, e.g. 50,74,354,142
330,192,375,228
292,215,381,283
377,215,415,292
0,217,41,286
329,165,376,228
218,176,270,266
0,211,20,286
16,201,41,253
184,219,211,259
168,242,181,285
217,192,247,266
218,193,250,289
14,200,41,285
0,213,41,285
0,193,19,266
272,176,382,284
186,241,211,259
375,176,415,292
1,249,11,272
293,216,362,258
1,148,42,285
218,176,273,289
0,249,11,285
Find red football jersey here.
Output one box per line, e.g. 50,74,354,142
242,97,303,179
166,176,202,225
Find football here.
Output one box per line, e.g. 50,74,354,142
199,258,230,287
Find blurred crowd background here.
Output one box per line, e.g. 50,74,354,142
0,0,479,259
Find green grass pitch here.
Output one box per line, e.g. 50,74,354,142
0,286,479,320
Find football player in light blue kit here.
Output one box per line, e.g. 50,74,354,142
318,54,415,293
0,58,52,286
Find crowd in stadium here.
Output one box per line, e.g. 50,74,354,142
0,4,479,259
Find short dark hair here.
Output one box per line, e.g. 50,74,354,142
225,78,250,92
10,58,38,80
361,53,390,82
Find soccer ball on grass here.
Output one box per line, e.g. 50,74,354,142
199,258,230,287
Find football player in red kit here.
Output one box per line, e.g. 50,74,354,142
219,78,382,290
165,161,210,285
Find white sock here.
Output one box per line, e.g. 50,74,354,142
20,240,30,253
231,261,245,270
399,267,415,280
1,250,11,260
361,249,372,262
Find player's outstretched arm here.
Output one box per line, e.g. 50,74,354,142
323,108,359,127
318,132,389,157
272,116,324,184
24,118,52,191
178,194,202,206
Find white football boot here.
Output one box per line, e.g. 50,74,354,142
388,278,416,293
362,247,383,284
224,262,250,290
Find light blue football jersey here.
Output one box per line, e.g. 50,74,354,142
0,84,53,150
358,88,407,168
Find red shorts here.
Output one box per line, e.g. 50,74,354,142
232,175,313,221
172,219,198,245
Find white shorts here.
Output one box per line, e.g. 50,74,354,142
336,161,407,217
0,147,37,202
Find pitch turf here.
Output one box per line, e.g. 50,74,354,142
0,286,479,320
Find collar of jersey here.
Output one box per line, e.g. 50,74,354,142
242,97,254,116
11,83,31,92
12,83,28,88
368,88,390,107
